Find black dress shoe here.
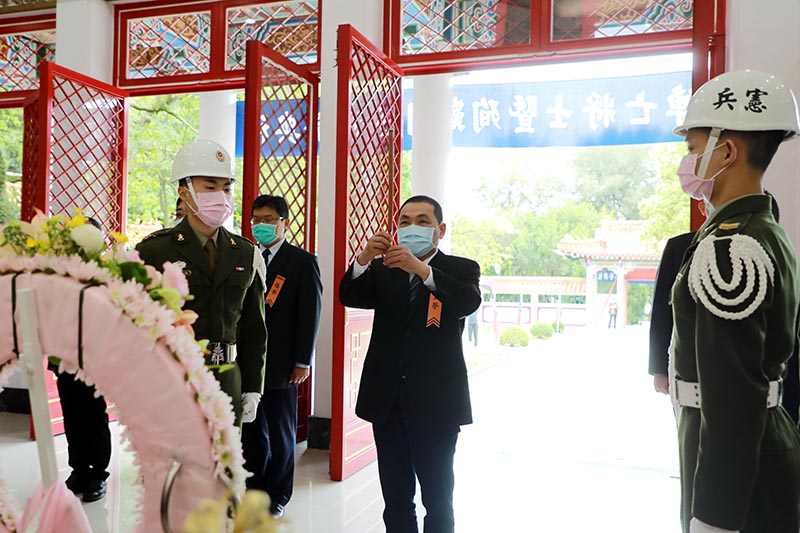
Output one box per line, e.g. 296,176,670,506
64,472,88,495
269,502,285,518
82,479,107,503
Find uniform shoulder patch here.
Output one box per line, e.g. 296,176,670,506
719,222,740,230
688,234,774,320
229,232,254,249
140,228,171,242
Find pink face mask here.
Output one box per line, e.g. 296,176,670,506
677,154,715,201
677,144,731,202
187,180,234,228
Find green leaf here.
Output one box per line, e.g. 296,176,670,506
118,261,150,285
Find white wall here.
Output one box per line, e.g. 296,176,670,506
55,0,114,83
727,0,800,249
315,1,384,419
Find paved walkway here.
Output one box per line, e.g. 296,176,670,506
0,324,681,532
454,324,681,532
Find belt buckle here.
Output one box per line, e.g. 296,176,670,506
208,342,228,365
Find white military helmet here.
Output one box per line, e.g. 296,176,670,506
170,139,236,183
674,69,800,140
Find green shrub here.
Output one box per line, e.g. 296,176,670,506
530,322,555,339
551,321,566,333
499,326,530,347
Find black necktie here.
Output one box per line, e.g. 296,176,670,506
409,274,422,303
263,248,271,266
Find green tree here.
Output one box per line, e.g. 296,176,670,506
0,108,22,176
127,94,199,227
572,144,658,219
0,109,22,223
0,150,19,223
627,283,655,325
507,202,603,277
450,214,516,275
639,142,691,247
401,150,412,201
477,173,534,211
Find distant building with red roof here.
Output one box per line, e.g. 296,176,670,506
557,220,661,326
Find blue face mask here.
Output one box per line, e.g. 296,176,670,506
252,223,278,245
397,224,437,257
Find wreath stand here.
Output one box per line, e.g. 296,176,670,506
15,287,91,532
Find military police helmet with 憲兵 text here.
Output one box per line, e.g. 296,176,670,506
170,139,236,183
674,69,800,140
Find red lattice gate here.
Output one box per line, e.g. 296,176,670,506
20,63,127,438
21,62,128,233
242,39,319,442
331,25,403,481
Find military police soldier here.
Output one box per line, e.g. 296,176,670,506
671,70,800,533
136,139,267,425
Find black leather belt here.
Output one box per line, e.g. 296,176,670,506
205,342,237,365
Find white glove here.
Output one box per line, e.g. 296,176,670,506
241,392,261,424
690,517,738,533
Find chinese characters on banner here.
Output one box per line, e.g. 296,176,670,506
233,71,694,157
402,71,692,149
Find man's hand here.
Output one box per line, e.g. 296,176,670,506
654,373,670,394
357,231,392,266
241,392,261,424
289,367,310,385
383,245,430,278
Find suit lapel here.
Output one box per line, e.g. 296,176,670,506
267,242,293,283
213,227,244,287
173,220,213,280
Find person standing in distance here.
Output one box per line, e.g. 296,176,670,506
136,139,267,425
671,70,800,533
339,195,481,533
241,194,323,518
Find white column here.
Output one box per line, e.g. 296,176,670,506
199,91,238,231
55,0,114,83
411,74,453,251
727,0,800,249
316,1,384,421
198,91,238,163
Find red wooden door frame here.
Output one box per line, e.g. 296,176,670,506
690,0,727,231
23,62,128,437
242,39,319,441
330,24,403,481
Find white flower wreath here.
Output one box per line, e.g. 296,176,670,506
0,212,246,532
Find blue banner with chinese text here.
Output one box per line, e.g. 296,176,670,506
401,71,692,149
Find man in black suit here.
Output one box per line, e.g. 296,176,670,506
55,216,111,503
649,230,695,395
339,195,481,533
241,195,322,518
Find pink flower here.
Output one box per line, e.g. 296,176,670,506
144,265,162,290
174,309,198,327
162,261,190,298
124,249,142,264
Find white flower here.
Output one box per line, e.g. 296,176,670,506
71,224,106,254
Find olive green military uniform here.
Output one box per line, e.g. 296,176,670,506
671,194,800,532
136,218,267,425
